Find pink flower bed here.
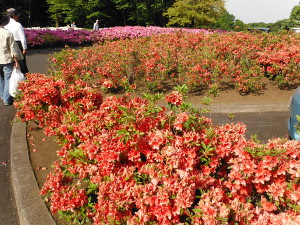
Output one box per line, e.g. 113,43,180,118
25,26,222,47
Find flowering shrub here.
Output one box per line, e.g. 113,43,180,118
25,28,98,47
16,72,300,224
25,26,219,48
15,27,300,224
48,31,300,94
15,73,103,129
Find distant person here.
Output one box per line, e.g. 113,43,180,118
93,19,99,30
71,21,76,28
5,8,29,74
0,14,23,105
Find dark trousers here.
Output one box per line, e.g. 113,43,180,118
15,41,29,74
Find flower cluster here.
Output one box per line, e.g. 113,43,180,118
25,28,96,47
166,91,183,106
16,71,300,224
25,26,220,48
48,31,300,95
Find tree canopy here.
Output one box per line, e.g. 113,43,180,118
112,0,175,26
2,0,299,30
46,0,106,27
288,4,300,28
213,10,235,30
164,0,225,28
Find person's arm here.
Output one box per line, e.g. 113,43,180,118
8,33,23,67
13,57,19,68
17,23,27,54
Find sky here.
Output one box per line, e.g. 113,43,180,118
225,0,300,23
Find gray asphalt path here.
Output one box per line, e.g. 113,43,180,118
26,48,62,74
0,49,52,225
207,111,290,142
0,104,18,225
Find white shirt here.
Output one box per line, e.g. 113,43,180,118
0,28,23,64
93,22,99,30
4,18,27,50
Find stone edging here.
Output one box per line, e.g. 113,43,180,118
10,120,56,225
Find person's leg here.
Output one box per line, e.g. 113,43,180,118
0,65,4,100
16,41,29,74
2,63,14,105
18,57,29,74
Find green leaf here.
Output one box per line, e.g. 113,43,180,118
192,208,203,213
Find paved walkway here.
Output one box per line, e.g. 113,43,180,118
3,48,293,225
0,104,18,225
0,49,56,225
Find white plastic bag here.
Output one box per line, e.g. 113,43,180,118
9,68,26,97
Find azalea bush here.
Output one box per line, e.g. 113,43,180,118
49,31,300,94
15,27,300,224
25,26,219,48
25,28,97,47
15,71,300,224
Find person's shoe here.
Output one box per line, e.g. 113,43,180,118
4,102,12,106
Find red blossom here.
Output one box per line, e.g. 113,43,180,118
15,30,300,224
165,91,183,106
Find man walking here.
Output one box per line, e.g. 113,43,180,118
0,14,23,105
5,8,29,74
93,19,99,30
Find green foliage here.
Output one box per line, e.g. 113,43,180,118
112,0,175,26
40,34,61,46
200,96,212,106
164,0,225,28
46,0,175,27
133,172,150,185
227,113,235,120
46,0,70,26
46,0,105,27
271,19,290,32
174,84,189,97
296,115,300,135
208,83,219,97
9,0,300,29
199,142,215,165
287,5,300,29
143,92,163,106
234,19,247,31
214,10,235,30
247,22,272,28
244,145,286,158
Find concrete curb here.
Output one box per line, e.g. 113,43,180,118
10,120,56,225
207,103,289,113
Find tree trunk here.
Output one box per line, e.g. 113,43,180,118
28,0,32,26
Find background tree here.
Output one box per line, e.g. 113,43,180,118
164,0,225,28
46,0,106,27
111,0,175,26
46,0,69,27
271,19,290,32
213,10,235,30
3,0,297,31
1,0,49,27
288,4,300,28
247,22,271,28
234,19,246,31
30,0,50,27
